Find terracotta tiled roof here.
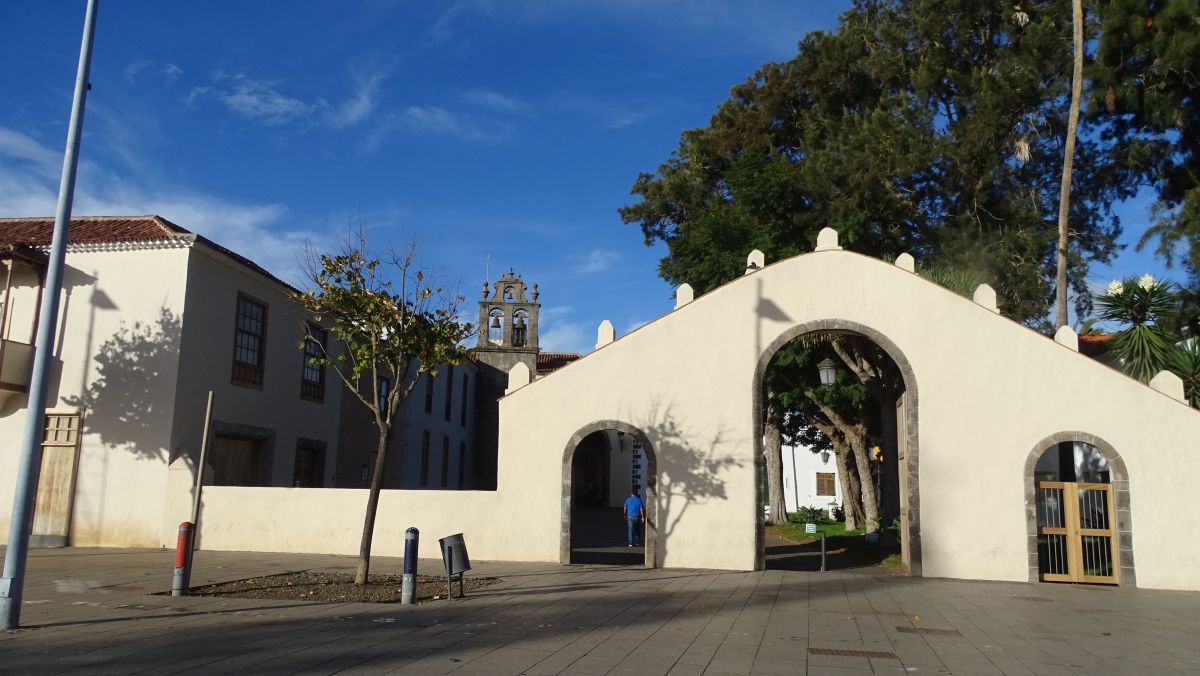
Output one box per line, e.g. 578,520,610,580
0,215,295,292
537,351,582,375
1078,334,1111,358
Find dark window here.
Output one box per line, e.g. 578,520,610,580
300,324,327,401
444,365,454,421
293,443,326,487
232,294,267,387
441,435,450,487
420,431,430,487
424,374,434,414
460,373,468,427
458,441,466,488
816,472,836,497
377,376,390,412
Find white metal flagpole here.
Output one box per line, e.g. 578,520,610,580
0,0,100,630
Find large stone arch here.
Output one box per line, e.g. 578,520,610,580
560,420,658,567
752,318,922,574
1023,431,1135,586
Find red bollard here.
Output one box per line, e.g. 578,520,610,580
172,522,193,596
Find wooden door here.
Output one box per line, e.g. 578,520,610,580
210,436,261,486
31,413,83,548
1036,481,1118,584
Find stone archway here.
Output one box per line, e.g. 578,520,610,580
1024,431,1135,586
561,420,658,567
753,319,922,575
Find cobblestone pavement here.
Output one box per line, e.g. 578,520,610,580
1,546,1198,675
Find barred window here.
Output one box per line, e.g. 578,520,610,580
232,294,267,387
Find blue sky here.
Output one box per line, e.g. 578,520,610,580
0,2,1177,352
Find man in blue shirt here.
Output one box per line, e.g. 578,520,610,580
623,489,645,547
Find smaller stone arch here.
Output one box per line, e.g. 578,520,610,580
561,420,658,567
1023,431,1135,586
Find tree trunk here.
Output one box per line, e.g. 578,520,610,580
811,397,880,533
764,398,789,526
833,447,863,530
354,428,391,585
845,426,881,534
1055,0,1084,328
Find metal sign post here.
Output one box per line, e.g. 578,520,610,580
0,0,99,631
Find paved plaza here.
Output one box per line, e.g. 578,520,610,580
1,546,1198,675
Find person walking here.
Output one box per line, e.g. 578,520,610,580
623,489,645,547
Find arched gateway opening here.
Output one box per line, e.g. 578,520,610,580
754,320,921,574
1025,432,1135,585
561,421,657,566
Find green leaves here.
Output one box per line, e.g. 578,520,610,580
296,236,472,419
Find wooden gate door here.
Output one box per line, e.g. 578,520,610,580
1036,481,1118,584
31,412,84,548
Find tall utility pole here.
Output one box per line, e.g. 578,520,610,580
0,0,99,631
1055,0,1084,329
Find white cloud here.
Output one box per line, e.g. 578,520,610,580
217,75,313,126
368,105,511,149
189,69,390,130
327,71,388,129
462,88,530,115
539,320,592,355
0,126,324,285
574,248,621,274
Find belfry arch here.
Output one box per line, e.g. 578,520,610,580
752,319,922,574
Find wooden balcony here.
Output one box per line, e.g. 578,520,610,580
0,338,34,407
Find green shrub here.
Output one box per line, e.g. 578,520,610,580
791,506,833,525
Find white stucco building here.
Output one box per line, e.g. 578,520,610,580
0,216,350,548
780,442,842,515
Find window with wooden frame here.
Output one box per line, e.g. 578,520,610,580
419,430,430,487
300,324,327,401
816,472,836,497
232,293,267,387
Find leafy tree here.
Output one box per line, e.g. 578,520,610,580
297,233,472,584
1091,0,1200,272
622,0,1133,325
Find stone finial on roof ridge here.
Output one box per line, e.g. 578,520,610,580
973,283,999,313
675,283,694,309
1054,325,1079,352
815,228,841,251
895,253,915,273
1149,370,1186,402
505,362,531,394
596,320,615,350
745,250,764,275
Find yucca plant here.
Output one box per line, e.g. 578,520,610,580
1095,275,1179,382
1167,340,1200,408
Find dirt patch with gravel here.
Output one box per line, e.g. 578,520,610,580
185,571,502,604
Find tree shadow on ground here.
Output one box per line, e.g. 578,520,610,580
765,531,899,572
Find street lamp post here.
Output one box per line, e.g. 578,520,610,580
817,358,837,386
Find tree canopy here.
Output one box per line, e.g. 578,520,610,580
621,0,1143,325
